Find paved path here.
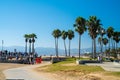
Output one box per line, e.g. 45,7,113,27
3,62,53,80
86,62,120,72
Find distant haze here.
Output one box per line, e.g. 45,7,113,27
0,46,107,56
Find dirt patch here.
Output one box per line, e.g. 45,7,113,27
34,70,101,80
89,73,120,80
0,63,26,80
34,67,120,80
34,67,101,80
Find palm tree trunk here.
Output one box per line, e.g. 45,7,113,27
112,38,114,49
95,38,97,58
93,38,96,59
56,38,59,58
25,42,27,53
101,36,103,56
105,45,107,57
100,41,102,54
64,40,67,57
116,42,117,50
101,43,103,53
101,42,103,57
116,42,118,58
32,42,34,53
29,42,31,54
79,35,81,59
69,40,71,57
114,41,116,49
55,38,57,57
92,39,94,58
108,38,111,58
109,38,110,50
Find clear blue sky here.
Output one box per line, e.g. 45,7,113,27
0,0,120,49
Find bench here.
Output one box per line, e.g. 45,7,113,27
76,60,101,64
51,57,66,64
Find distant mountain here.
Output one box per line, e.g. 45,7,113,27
0,46,106,56
1,46,24,52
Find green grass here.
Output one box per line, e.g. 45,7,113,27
38,57,120,78
46,64,104,73
76,57,92,60
42,58,104,73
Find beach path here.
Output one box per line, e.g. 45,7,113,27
86,62,120,72
3,62,52,80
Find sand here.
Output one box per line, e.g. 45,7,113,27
34,69,120,80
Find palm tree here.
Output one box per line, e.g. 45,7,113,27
52,29,61,58
87,16,101,58
68,30,74,57
61,30,68,57
31,33,37,53
52,30,57,57
74,17,86,58
24,34,29,53
106,27,114,57
102,38,108,56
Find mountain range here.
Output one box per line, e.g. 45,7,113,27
0,46,105,56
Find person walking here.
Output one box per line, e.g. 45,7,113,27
29,53,34,64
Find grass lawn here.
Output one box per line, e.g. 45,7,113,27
45,58,104,73
37,58,120,80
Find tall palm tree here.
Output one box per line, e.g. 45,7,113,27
106,27,114,57
74,17,86,58
61,30,68,57
52,29,61,57
52,30,57,57
102,38,108,56
31,33,37,53
68,30,74,57
24,34,29,53
87,16,101,58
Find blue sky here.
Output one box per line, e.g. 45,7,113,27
0,0,120,50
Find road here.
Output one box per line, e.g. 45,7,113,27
3,62,53,80
86,62,120,72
